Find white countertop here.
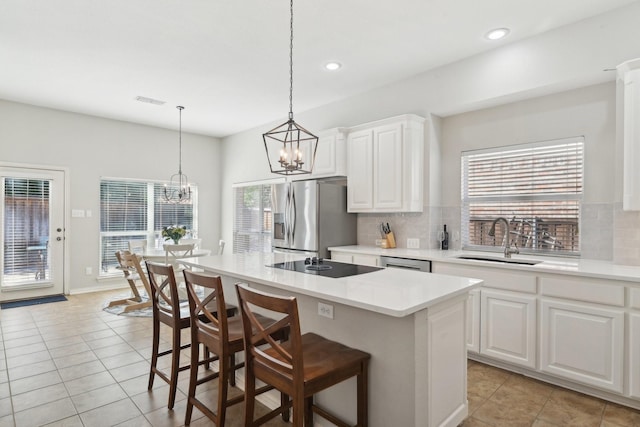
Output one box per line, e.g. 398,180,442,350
181,252,482,318
329,245,640,283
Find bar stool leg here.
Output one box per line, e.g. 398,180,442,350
357,360,369,427
148,317,160,390
185,343,199,425
168,327,181,409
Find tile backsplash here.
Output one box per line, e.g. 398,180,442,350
356,202,640,265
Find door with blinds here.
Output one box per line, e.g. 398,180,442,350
1,167,65,300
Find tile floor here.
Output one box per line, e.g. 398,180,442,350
0,289,637,426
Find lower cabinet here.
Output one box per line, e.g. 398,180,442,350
631,312,640,399
540,298,624,393
353,254,379,267
480,289,537,368
467,289,480,353
330,252,379,267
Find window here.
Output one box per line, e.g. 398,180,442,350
99,178,197,275
233,184,272,253
461,137,583,255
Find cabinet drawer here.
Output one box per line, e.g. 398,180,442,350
433,263,536,293
539,276,624,307
631,287,640,310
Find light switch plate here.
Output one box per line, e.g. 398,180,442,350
407,238,420,249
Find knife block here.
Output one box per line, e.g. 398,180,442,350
385,232,397,248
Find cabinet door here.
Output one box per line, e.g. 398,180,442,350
467,289,480,353
480,289,536,368
353,254,379,267
373,123,403,210
540,299,623,393
631,312,640,399
330,252,353,264
347,130,373,211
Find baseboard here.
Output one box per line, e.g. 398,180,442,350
69,281,130,295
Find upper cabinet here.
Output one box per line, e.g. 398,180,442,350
292,128,347,180
617,58,640,211
346,114,425,212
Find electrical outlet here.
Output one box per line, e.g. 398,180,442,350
407,238,420,249
85,267,92,275
318,302,334,319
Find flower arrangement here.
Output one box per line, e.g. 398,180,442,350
161,225,187,244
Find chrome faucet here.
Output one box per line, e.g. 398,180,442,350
488,217,519,258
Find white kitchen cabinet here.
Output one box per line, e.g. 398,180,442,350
293,128,347,180
467,289,480,354
630,312,640,399
617,58,640,210
330,252,353,264
481,289,536,368
540,298,624,393
329,251,379,267
353,253,379,267
346,114,424,213
346,129,374,210
629,287,640,399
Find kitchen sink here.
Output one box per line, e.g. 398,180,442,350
455,255,541,265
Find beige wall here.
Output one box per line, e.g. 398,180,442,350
0,99,222,292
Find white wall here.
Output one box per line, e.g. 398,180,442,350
219,1,640,258
0,99,222,293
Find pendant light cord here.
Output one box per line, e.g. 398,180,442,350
177,106,184,174
288,0,294,120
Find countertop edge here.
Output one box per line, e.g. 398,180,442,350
328,246,640,283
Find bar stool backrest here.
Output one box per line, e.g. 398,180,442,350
236,284,303,386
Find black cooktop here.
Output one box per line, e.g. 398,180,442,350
270,258,383,278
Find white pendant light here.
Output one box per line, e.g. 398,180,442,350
163,106,191,203
263,0,319,176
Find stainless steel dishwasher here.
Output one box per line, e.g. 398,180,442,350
380,256,431,272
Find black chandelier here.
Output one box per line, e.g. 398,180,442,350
263,0,318,175
163,106,191,203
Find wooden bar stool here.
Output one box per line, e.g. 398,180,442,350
145,261,235,409
236,284,371,427
182,271,290,426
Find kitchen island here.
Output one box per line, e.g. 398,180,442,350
182,252,482,427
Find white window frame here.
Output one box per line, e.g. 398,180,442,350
461,137,584,256
232,179,282,254
99,177,198,276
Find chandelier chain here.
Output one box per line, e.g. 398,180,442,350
288,0,294,120
178,105,183,174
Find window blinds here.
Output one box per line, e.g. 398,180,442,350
461,137,583,254
3,178,50,284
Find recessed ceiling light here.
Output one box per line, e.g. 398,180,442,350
485,28,510,41
325,62,342,71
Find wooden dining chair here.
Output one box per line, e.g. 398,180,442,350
182,271,289,426
145,261,236,409
236,284,371,427
108,251,152,314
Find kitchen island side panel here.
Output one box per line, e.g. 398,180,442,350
220,276,469,427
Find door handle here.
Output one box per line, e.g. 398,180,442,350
56,237,62,241
290,187,296,241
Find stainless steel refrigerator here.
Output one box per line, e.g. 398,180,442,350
271,180,357,258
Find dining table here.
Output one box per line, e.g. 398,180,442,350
141,248,212,262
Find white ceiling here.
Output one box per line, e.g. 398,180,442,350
0,0,636,137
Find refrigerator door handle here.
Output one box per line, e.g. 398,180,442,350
285,184,291,242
